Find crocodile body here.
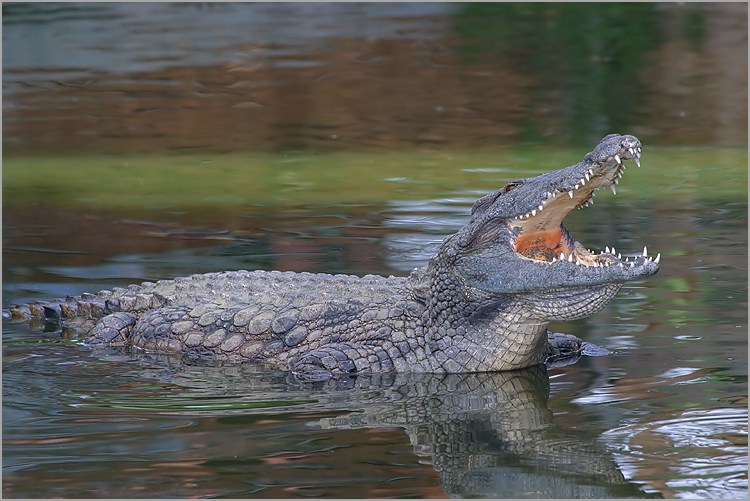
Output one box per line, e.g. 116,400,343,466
6,134,660,380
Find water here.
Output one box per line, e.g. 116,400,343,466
2,3,747,499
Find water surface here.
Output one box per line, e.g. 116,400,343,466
2,3,747,499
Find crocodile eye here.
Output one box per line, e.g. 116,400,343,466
502,181,523,192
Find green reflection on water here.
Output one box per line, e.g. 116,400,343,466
454,3,662,144
3,146,746,214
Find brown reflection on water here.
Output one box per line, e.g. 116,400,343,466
4,38,528,154
3,3,746,155
1,416,445,499
636,2,747,145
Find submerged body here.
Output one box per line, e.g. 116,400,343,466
7,134,659,380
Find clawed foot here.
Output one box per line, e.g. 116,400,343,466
545,331,611,369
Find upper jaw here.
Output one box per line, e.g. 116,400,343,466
509,134,658,274
513,134,642,222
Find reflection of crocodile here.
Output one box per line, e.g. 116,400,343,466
7,134,659,380
311,366,658,498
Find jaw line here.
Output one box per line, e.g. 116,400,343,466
508,153,659,269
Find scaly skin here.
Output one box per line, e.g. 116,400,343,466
6,134,660,380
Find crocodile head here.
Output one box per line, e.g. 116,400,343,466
423,133,659,321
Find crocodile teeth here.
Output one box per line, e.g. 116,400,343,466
531,209,537,216
634,155,641,168
568,191,574,198
614,154,621,164
585,172,590,182
568,254,574,263
655,253,661,263
610,184,617,195
605,246,611,253
559,253,565,261
538,204,544,211
580,177,586,186
643,246,648,257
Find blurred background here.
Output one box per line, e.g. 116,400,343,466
3,2,747,156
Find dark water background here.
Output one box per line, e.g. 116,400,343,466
2,3,747,498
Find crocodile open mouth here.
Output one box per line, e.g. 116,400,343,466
510,147,660,269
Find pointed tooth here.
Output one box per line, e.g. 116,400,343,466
531,209,537,216
605,246,610,253
655,253,661,263
560,253,565,261
589,168,594,177
568,254,574,262
629,147,634,156
585,172,591,182
614,154,621,164
618,253,622,259
634,156,641,167
568,191,574,198
643,246,648,257
580,178,586,185
614,178,620,185
610,184,617,195
574,184,579,190
538,204,544,211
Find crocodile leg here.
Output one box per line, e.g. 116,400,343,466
288,343,396,381
545,330,611,368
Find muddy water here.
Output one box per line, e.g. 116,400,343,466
2,3,747,499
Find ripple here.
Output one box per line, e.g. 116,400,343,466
603,407,748,499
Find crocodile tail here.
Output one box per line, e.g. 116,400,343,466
4,290,120,322
4,282,172,323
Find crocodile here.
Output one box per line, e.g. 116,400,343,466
6,134,659,380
